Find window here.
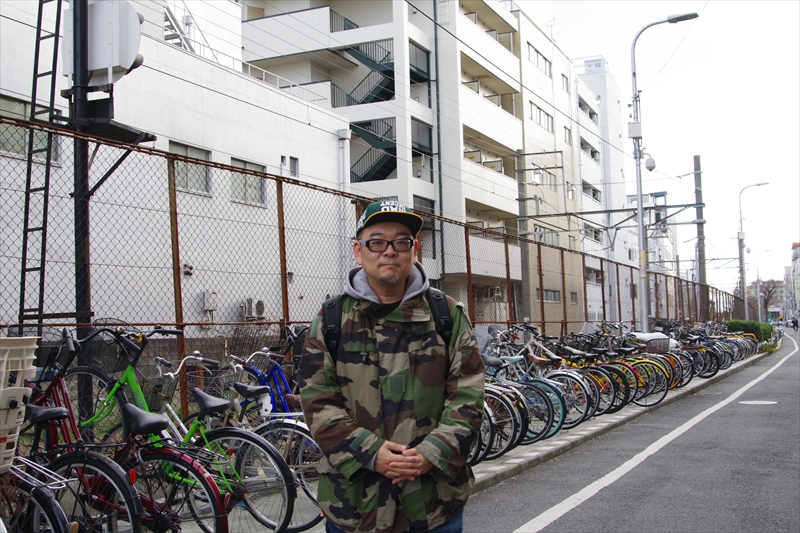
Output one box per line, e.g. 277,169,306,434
536,289,561,303
413,195,435,231
411,119,432,155
580,138,600,163
169,141,210,192
628,248,636,261
289,157,299,177
530,103,554,132
532,168,557,190
570,292,578,304
578,97,598,124
564,126,572,145
533,224,558,246
527,43,552,77
583,224,603,243
586,267,602,284
567,182,575,200
0,95,59,162
562,74,570,93
231,158,265,203
582,181,602,202
568,235,577,250
409,42,430,81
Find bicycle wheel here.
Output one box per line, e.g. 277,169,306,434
482,389,521,461
199,428,294,533
526,379,566,439
63,366,128,443
583,367,616,417
0,471,72,533
515,383,554,445
123,448,227,533
469,405,495,466
47,450,143,533
256,420,323,533
598,364,630,413
546,373,590,430
631,361,669,407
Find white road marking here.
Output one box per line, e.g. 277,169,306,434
514,336,798,533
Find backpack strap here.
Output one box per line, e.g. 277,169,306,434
322,294,343,364
426,288,454,346
320,288,454,365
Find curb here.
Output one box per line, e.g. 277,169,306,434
473,348,776,492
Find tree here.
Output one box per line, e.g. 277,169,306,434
748,279,784,321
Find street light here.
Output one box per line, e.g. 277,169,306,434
737,182,769,319
756,250,772,323
630,12,698,332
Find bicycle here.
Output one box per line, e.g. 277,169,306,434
19,328,229,533
187,349,322,533
59,324,296,533
0,456,75,533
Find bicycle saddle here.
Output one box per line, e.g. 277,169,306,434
233,381,270,400
121,403,169,439
480,353,505,368
192,388,230,417
25,403,69,425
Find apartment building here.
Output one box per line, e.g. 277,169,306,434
1,0,646,330
0,0,350,326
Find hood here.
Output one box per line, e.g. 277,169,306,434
344,262,429,304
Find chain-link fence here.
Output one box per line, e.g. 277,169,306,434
2,118,747,362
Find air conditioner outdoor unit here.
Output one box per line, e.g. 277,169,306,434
245,297,267,319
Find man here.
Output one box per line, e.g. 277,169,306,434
299,199,485,533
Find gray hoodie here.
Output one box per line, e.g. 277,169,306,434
344,262,430,304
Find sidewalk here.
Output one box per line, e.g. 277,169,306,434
472,347,776,492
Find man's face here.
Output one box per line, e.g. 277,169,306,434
354,221,418,291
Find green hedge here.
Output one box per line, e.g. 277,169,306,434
726,319,773,341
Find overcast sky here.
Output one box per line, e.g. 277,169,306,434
525,0,800,293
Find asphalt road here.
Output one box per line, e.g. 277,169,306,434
464,330,800,533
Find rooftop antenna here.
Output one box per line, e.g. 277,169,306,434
546,18,560,40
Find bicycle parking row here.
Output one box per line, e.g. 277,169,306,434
467,320,762,465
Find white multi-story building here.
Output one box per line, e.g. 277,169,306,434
572,57,637,322
2,0,649,330
0,0,350,326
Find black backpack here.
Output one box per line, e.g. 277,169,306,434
321,287,454,364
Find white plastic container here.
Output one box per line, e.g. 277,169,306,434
0,337,39,388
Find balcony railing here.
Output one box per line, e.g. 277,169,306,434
330,9,359,32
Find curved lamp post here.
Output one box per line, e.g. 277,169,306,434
738,182,769,319
630,12,698,332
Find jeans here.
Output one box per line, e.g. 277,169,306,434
325,509,464,533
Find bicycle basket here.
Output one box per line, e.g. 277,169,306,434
136,364,178,412
245,352,277,375
646,338,671,354
186,365,239,405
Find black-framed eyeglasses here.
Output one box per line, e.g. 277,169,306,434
358,238,415,253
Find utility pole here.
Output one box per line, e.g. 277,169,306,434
694,156,708,321
73,0,92,335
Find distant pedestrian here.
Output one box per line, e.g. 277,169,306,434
792,318,798,331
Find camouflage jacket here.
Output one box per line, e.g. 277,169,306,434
299,288,484,533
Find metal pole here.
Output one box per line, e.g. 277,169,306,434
738,182,768,320
630,13,698,332
73,0,91,334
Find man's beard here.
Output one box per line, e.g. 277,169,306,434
379,273,402,285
